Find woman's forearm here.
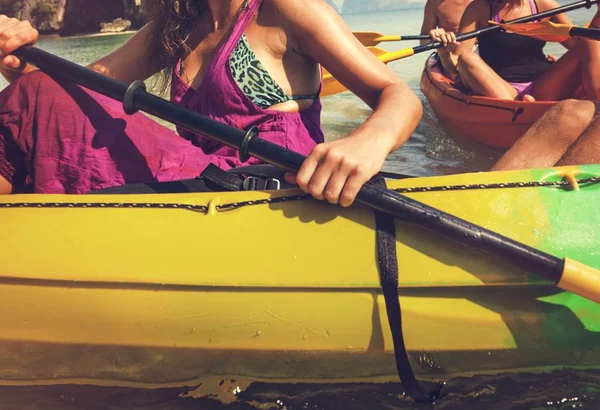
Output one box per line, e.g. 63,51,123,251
349,82,422,154
438,50,460,80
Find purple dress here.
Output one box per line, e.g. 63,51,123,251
0,0,324,193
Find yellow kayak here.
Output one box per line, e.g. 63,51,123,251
0,165,599,391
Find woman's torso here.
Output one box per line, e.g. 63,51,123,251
477,0,551,83
168,0,324,166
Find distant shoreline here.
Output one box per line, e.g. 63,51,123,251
36,5,424,40
40,30,138,41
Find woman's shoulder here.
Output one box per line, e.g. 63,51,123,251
534,0,562,12
464,0,491,15
260,0,338,27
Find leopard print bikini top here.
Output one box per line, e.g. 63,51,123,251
230,34,318,109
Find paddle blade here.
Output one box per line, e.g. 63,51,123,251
353,32,386,46
379,47,415,63
353,32,402,46
490,20,572,42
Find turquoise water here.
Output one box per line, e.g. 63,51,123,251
1,4,600,409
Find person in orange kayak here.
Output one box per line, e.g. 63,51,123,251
435,0,600,101
492,98,600,170
0,0,422,207
419,0,474,45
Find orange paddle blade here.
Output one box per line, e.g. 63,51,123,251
490,20,573,42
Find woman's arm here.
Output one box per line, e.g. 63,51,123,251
0,16,162,85
87,22,163,83
273,0,422,207
436,0,482,79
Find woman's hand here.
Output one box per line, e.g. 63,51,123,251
431,28,460,55
285,135,390,207
0,15,38,71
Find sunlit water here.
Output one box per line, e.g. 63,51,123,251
1,3,599,409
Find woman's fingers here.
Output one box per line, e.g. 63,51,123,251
322,161,353,205
304,149,345,200
294,144,326,199
2,55,21,69
339,168,370,207
429,28,446,42
288,138,386,206
0,16,38,69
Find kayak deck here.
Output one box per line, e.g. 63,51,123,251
1,166,600,388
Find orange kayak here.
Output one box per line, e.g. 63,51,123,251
420,54,556,153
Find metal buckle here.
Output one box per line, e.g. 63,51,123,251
265,178,281,191
242,176,281,191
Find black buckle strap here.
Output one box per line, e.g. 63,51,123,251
372,176,444,403
201,163,284,192
242,176,281,191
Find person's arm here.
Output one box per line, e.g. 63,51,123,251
420,0,440,45
0,15,161,84
588,2,600,29
87,22,164,83
274,0,422,207
438,0,482,79
436,0,482,80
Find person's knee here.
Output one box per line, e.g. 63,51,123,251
457,51,481,72
554,99,595,129
545,99,595,144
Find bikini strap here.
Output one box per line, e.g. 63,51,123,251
218,0,264,63
531,0,540,22
491,1,501,23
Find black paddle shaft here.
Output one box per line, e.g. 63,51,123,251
14,46,566,284
570,26,600,40
414,0,598,54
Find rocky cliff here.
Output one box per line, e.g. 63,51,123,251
2,0,145,36
60,0,125,36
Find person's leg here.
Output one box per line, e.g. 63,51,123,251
580,39,600,100
456,50,518,99
531,40,600,101
556,102,600,166
492,99,596,171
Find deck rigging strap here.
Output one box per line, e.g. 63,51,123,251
2,175,598,211
373,176,444,403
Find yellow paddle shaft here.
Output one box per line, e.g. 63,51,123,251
559,258,600,303
376,35,402,42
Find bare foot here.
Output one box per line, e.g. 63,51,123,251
522,94,536,102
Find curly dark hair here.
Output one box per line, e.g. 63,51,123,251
147,0,207,91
